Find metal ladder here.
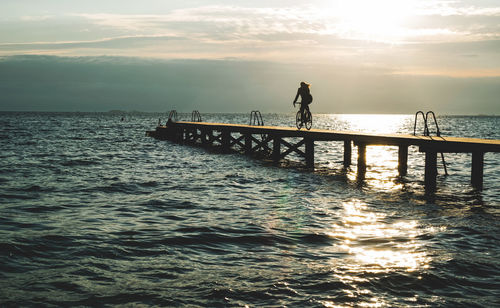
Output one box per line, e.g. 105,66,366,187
158,110,178,126
249,110,268,145
249,110,264,126
168,110,178,122
413,111,448,175
191,110,202,122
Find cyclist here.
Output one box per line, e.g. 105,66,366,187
293,81,313,123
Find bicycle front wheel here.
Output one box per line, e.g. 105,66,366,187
296,111,302,130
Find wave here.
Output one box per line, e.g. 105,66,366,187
1,113,499,307
61,159,99,167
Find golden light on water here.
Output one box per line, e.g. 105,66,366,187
337,114,412,134
318,198,442,307
335,114,412,191
349,146,403,192
327,199,432,273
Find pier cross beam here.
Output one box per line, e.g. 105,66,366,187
250,135,272,154
278,138,306,160
207,130,222,147
229,134,246,151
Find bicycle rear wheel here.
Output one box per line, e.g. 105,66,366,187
304,110,312,130
296,111,302,129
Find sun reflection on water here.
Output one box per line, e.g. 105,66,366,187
327,199,431,273
334,114,413,191
346,146,403,192
319,199,435,307
337,114,412,134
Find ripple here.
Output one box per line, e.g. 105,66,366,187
0,112,499,307
61,159,99,167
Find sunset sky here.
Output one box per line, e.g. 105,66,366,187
1,0,499,114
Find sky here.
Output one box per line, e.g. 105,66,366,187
0,0,499,114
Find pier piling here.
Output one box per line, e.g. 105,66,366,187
471,152,484,190
344,140,352,168
273,136,281,162
424,150,438,192
305,138,314,168
356,142,367,179
221,130,230,153
398,145,408,176
245,135,252,155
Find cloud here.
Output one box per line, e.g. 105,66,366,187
415,1,500,17
0,35,184,51
73,6,320,38
0,2,499,77
20,15,54,21
69,3,500,44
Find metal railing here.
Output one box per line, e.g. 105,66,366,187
249,110,264,126
413,111,428,136
425,111,441,137
191,110,202,122
168,110,178,122
249,111,268,147
413,110,448,175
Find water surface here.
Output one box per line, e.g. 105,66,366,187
0,112,499,307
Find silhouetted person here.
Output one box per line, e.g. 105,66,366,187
293,81,313,121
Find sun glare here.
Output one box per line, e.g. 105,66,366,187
338,114,411,134
327,199,431,273
325,0,417,42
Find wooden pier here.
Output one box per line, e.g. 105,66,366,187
147,121,500,192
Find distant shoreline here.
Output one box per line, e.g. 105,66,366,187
0,110,498,117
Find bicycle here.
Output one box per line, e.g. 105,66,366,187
295,102,312,130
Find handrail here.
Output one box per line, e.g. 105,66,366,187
426,111,446,174
425,111,441,137
249,110,264,126
413,110,448,175
168,110,178,122
249,111,267,146
191,110,202,122
413,111,428,136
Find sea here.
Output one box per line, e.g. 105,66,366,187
0,112,499,307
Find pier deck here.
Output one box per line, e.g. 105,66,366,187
147,121,500,191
